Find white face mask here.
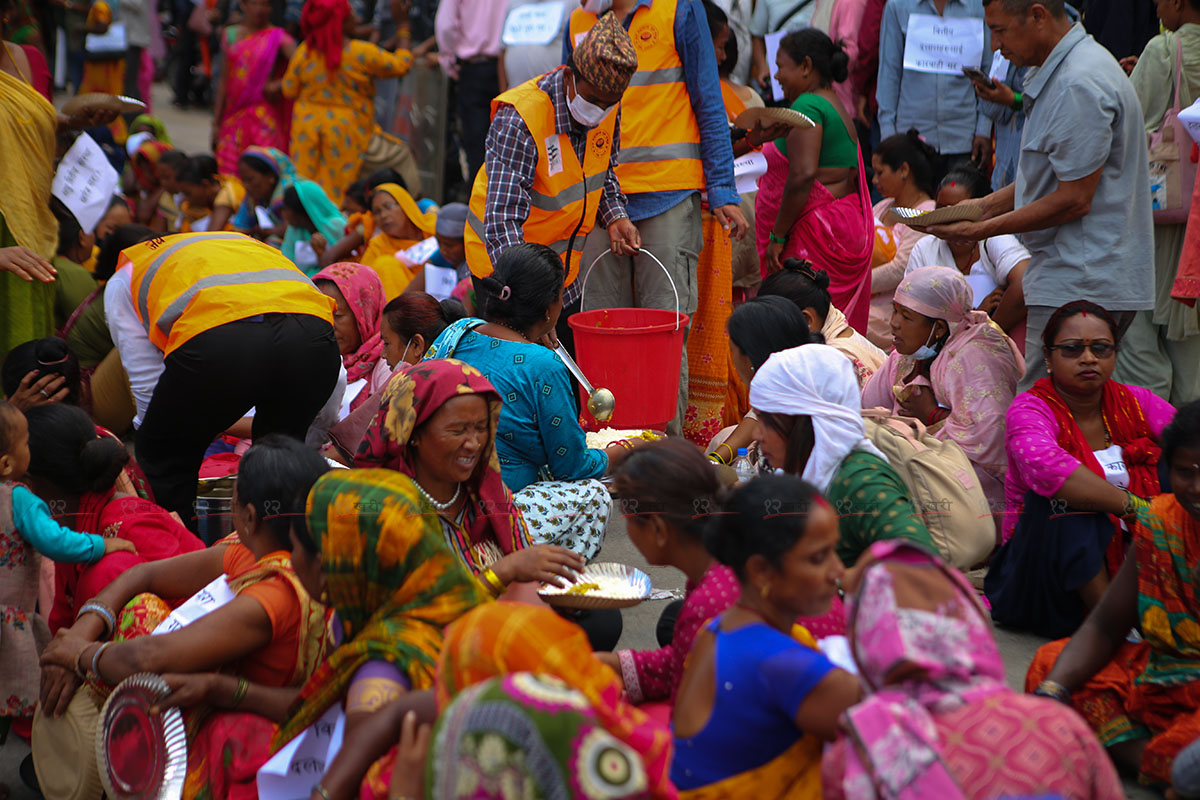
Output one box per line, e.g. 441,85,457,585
582,0,613,14
566,78,614,128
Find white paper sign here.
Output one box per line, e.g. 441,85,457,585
902,14,984,76
153,577,235,635
396,236,439,267
1179,99,1200,146
988,52,1010,84
503,1,565,47
424,264,459,301
255,206,275,229
734,151,768,195
293,239,317,266
191,216,211,233
817,636,859,675
52,133,120,235
764,30,786,102
258,704,345,800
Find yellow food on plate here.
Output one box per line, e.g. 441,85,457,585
585,428,665,449
565,582,601,596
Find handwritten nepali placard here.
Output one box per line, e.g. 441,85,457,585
52,133,120,235
152,577,235,635
503,1,565,47
258,704,345,800
734,151,768,195
1178,99,1200,146
902,14,984,76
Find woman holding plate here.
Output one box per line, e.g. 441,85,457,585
755,28,873,332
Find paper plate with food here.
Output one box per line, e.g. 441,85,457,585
889,204,983,226
734,106,816,131
538,562,652,610
62,93,147,116
584,428,665,449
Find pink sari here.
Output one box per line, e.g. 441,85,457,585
216,27,293,174
755,142,874,331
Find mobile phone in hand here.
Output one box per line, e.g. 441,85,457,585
961,66,994,87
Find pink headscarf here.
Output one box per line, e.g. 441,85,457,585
314,262,386,411
837,540,1009,799
860,267,1024,510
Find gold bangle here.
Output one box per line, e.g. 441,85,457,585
313,784,332,800
481,568,506,596
231,677,249,707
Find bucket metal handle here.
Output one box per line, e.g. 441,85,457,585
578,248,683,331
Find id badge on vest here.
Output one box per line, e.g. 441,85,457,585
902,14,984,75
545,134,565,177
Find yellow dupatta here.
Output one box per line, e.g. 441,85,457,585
0,65,58,259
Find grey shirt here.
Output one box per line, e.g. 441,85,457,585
1016,23,1154,311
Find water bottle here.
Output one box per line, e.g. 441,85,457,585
732,448,756,484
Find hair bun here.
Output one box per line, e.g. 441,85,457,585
829,48,850,83
79,436,130,493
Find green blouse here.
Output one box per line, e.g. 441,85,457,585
776,92,858,168
825,450,936,566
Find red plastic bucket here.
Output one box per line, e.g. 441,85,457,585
568,307,690,431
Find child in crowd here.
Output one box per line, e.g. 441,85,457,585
341,178,369,218
48,199,99,333
0,400,137,720
175,155,245,233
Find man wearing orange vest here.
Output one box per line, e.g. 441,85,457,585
111,232,340,523
464,11,641,296
567,0,747,434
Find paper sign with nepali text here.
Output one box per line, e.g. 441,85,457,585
902,14,984,76
503,1,565,47
734,151,768,195
1177,98,1200,146
152,577,235,635
52,133,120,235
258,704,345,800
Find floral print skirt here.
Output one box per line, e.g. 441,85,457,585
513,479,612,562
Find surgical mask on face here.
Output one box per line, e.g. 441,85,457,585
911,327,941,361
567,89,613,128
582,0,613,14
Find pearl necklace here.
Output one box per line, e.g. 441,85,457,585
414,479,462,511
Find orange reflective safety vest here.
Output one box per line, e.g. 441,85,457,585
122,232,336,357
568,0,704,195
464,68,619,286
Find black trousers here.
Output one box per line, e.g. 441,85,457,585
135,313,340,525
455,58,500,181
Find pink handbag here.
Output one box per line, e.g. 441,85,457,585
1150,39,1198,225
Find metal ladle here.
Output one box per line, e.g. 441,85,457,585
554,344,616,422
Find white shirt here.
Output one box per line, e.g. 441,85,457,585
906,233,1030,305
104,264,164,429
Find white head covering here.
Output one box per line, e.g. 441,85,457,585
749,344,887,493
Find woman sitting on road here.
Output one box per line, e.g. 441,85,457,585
1026,398,1200,788
987,301,1173,638
417,244,627,561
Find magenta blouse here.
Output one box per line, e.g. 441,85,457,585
1002,384,1175,540
616,563,740,704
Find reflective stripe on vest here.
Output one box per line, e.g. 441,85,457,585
569,0,704,194
463,69,617,285
125,232,335,356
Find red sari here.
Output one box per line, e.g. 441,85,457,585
754,142,874,331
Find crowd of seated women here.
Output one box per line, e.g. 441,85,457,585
9,151,1200,797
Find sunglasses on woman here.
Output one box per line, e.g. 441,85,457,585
1046,341,1116,359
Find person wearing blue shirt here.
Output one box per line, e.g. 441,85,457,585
564,0,746,436
877,0,994,168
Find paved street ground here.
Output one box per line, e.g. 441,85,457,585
0,83,1158,799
